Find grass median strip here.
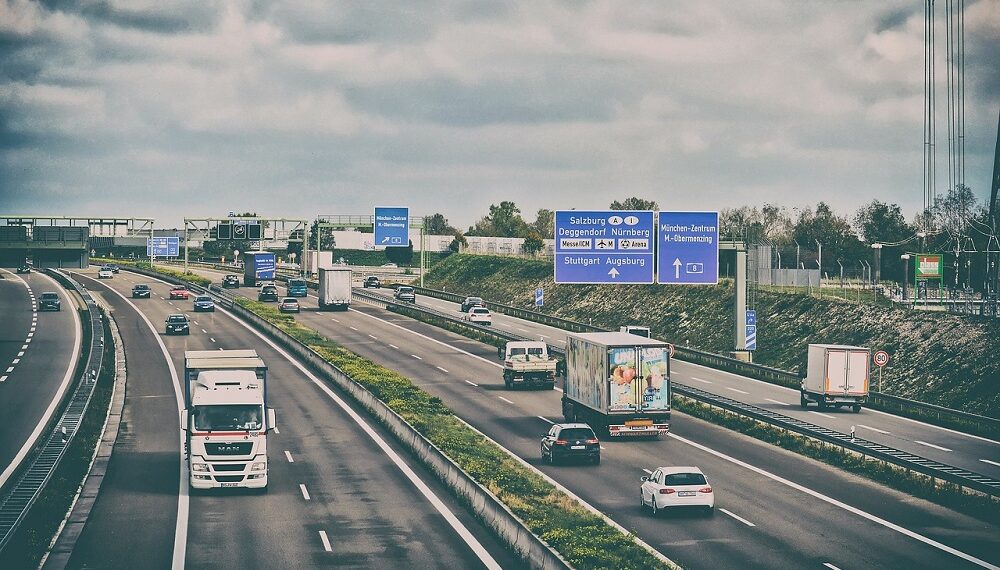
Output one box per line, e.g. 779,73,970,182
233,297,672,570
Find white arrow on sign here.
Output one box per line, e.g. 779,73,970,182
608,268,620,278
673,258,682,279
381,236,391,243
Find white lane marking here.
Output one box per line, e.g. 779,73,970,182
349,326,358,331
285,451,294,463
319,530,332,552
669,433,998,569
823,564,843,570
6,367,13,374
210,338,216,343
192,320,199,325
25,338,31,344
331,318,340,323
642,468,653,474
201,329,207,334
539,335,548,339
516,327,528,332
273,426,280,434
436,366,449,373
980,459,1000,467
689,376,712,384
677,359,1000,446
0,376,6,382
465,380,479,387
17,351,24,357
299,484,311,500
11,359,19,365
765,398,789,405
411,354,423,360
388,344,399,349
915,440,953,452
810,411,835,419
498,396,514,404
27,332,33,338
75,273,190,570
719,508,755,527
725,386,749,395
857,424,890,435
21,344,28,350
368,334,378,340
536,416,554,424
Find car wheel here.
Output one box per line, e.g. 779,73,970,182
852,404,862,413
592,455,601,466
640,492,646,511
650,499,658,516
705,506,715,516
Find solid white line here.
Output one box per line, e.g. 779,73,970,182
537,416,554,424
857,424,890,435
75,273,190,570
810,411,835,419
915,440,953,452
285,451,294,463
465,380,479,387
411,354,423,360
725,386,749,395
765,398,789,405
299,484,311,500
719,508,755,527
689,376,712,384
823,564,843,570
436,366,449,373
319,530,332,552
980,459,1000,467
498,396,514,404
669,433,998,569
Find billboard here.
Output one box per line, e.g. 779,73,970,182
915,254,943,280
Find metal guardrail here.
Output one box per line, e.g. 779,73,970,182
356,287,1000,497
0,270,106,552
405,284,1000,435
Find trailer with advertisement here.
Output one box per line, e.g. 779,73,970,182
242,251,276,287
561,332,671,437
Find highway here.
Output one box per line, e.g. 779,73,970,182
66,268,517,569
188,266,1000,570
0,269,81,493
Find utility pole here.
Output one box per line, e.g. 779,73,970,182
872,243,883,286
901,254,911,301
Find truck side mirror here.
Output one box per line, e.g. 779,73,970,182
267,408,277,431
179,410,188,431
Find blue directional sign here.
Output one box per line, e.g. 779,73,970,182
535,287,544,307
657,211,719,285
554,210,655,284
147,236,179,257
745,309,757,350
374,207,409,249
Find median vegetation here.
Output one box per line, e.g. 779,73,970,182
233,297,673,570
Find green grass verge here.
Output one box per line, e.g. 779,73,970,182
3,311,115,568
233,297,673,570
91,258,212,288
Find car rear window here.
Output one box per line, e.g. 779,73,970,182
559,428,595,440
168,316,187,323
135,285,149,290
399,287,413,293
664,473,707,486
196,296,211,302
41,293,59,300
262,286,277,292
289,279,306,286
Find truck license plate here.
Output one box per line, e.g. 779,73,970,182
570,445,585,450
220,483,240,487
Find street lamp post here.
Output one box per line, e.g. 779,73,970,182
871,243,883,286
901,254,911,301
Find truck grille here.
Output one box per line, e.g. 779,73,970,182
214,476,245,483
205,442,252,456
212,464,247,472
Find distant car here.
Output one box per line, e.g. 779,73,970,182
109,264,120,274
381,262,398,268
363,276,381,289
278,297,300,313
258,285,279,302
97,268,113,279
193,295,215,312
465,307,492,326
16,264,31,274
394,286,415,303
461,296,485,312
222,274,240,288
640,466,715,516
169,286,190,300
164,314,190,335
286,278,308,298
38,292,61,312
541,423,600,465
131,284,151,299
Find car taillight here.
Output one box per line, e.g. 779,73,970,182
699,487,713,494
659,488,676,495
586,438,599,444
554,439,567,445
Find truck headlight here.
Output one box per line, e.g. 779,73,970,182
252,462,267,471
191,463,209,472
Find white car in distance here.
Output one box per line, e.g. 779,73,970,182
97,268,114,279
640,466,714,516
464,306,492,326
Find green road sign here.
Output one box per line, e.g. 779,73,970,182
915,254,943,280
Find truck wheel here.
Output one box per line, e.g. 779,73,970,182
799,394,808,408
852,404,862,413
546,382,555,390
818,398,828,411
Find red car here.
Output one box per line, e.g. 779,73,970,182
169,286,190,300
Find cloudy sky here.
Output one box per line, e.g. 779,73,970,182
1,0,998,229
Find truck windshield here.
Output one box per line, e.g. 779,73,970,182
193,405,263,431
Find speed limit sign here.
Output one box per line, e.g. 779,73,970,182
873,350,889,368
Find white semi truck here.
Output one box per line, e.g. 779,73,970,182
800,344,870,413
182,350,275,491
319,267,352,310
561,332,672,437
500,341,559,389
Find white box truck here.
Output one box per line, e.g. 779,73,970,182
181,350,276,491
318,267,352,311
800,344,870,413
561,332,671,437
500,341,558,389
